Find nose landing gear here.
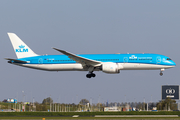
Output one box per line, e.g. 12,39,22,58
160,72,163,76
160,69,165,76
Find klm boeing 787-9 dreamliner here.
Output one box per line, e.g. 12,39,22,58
6,33,176,78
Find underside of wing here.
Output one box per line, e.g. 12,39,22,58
5,58,27,63
52,48,101,67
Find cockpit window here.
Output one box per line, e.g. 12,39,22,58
167,58,171,60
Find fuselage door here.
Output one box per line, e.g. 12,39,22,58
38,58,43,64
156,56,161,63
123,57,128,63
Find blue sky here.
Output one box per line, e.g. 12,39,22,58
1,0,180,104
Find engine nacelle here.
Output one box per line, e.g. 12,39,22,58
102,63,120,74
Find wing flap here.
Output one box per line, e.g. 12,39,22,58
52,48,101,67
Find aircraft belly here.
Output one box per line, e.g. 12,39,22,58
121,63,173,70
21,63,84,71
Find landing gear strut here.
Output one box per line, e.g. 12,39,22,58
160,69,165,76
86,73,96,78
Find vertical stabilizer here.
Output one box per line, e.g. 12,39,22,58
7,33,38,59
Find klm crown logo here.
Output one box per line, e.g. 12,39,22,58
16,45,28,52
19,45,25,48
129,55,137,59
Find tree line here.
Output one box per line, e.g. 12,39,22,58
0,97,178,111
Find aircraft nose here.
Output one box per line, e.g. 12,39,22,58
173,61,176,66
171,60,176,66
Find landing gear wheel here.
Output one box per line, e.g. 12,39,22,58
86,74,91,78
160,72,163,76
91,73,96,77
86,73,96,78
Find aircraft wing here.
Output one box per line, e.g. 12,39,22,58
52,48,101,67
5,58,27,63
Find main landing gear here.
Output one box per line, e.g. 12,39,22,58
86,67,96,78
160,69,165,76
86,73,96,78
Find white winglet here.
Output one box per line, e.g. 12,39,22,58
7,33,38,58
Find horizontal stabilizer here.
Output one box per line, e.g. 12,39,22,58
5,58,27,63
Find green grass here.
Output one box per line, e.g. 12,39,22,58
0,111,180,116
0,117,179,119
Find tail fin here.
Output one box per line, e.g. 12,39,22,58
7,33,38,59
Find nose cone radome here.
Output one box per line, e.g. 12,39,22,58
164,59,176,67
167,60,176,67
171,60,176,66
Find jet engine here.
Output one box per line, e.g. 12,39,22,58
101,62,121,74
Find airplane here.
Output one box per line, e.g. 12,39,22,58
5,33,176,78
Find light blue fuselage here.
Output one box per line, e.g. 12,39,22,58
14,53,175,72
